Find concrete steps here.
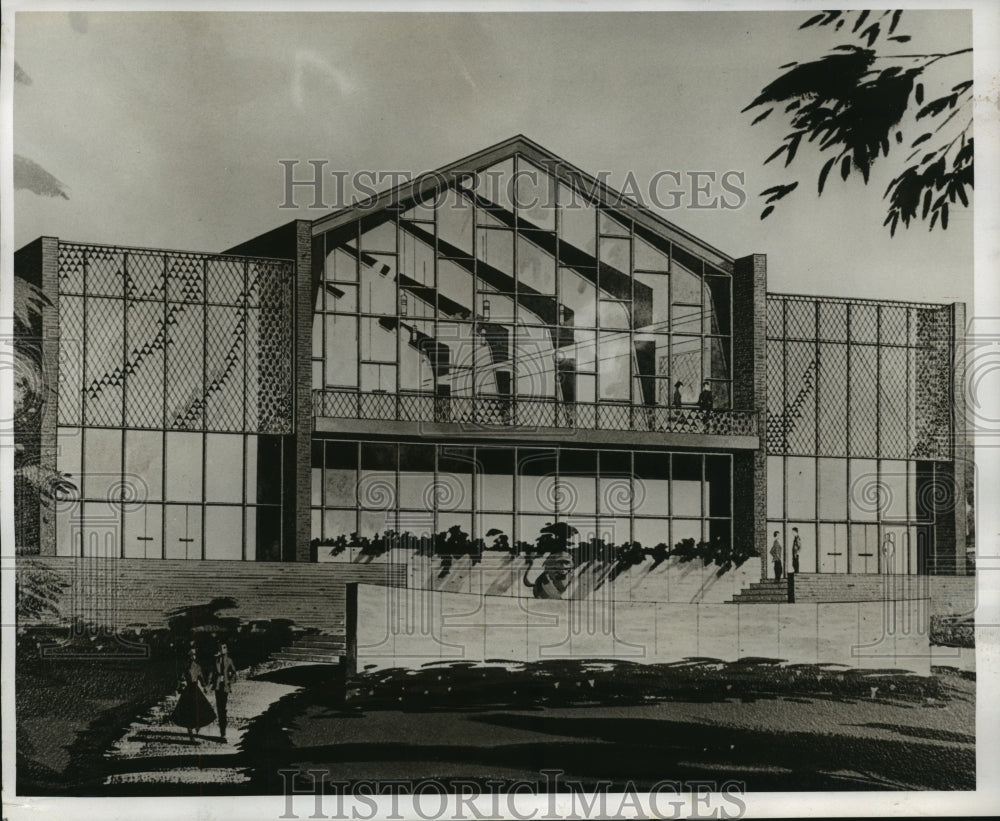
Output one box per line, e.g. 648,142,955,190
273,634,346,665
728,579,789,604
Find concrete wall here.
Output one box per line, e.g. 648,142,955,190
357,584,932,675
320,548,760,603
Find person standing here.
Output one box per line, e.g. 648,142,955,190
211,642,238,742
697,380,714,411
791,527,802,574
697,380,714,431
171,647,216,744
672,380,683,408
770,531,784,581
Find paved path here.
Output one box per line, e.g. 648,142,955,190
103,660,305,786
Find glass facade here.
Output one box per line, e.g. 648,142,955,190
765,295,956,574
30,149,962,575
312,155,733,425
53,243,295,560
311,441,732,551
765,453,940,575
765,295,952,460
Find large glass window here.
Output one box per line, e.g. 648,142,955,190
83,428,122,502
205,505,244,560
399,443,435,509
769,454,930,574
477,448,515,511
437,447,474,512
124,430,163,502
768,295,950,463
558,450,597,517
166,432,203,502
311,442,730,552
205,434,244,503
557,183,597,256
313,162,734,426
516,159,556,231
817,457,847,520
785,456,816,519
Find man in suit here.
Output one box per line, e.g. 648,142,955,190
211,642,238,741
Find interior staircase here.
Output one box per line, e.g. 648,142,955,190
273,634,346,664
728,578,789,604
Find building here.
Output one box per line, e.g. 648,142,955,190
14,136,969,578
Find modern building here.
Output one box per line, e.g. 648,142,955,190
14,136,969,577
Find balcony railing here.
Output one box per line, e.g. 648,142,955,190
313,389,758,437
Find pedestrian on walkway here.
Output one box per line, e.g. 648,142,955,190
791,527,802,574
171,647,216,745
211,642,238,742
770,531,784,581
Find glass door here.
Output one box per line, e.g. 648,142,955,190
849,523,879,574
818,523,847,573
165,504,202,559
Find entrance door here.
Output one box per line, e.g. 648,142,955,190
818,523,847,573
849,523,879,574
165,504,202,560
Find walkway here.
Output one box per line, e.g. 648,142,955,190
103,659,306,786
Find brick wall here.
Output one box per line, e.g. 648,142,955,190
18,557,406,634
224,221,314,561
732,253,767,579
792,572,974,617
13,237,60,556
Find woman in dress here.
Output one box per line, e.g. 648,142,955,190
171,647,216,744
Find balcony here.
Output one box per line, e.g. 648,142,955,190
313,389,758,443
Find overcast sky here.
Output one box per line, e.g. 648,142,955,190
13,9,975,305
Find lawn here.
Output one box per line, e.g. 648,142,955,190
230,659,974,793
17,651,976,795
15,628,183,795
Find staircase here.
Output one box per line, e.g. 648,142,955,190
728,578,789,604
273,634,347,664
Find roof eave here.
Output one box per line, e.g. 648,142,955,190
309,135,735,272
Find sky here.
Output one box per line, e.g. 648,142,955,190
12,8,976,306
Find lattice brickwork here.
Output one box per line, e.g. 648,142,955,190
56,243,295,435
766,295,954,461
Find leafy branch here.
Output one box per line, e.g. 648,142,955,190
745,10,972,234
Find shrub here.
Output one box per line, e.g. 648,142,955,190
930,615,974,648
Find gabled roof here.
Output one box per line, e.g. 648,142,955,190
310,135,734,272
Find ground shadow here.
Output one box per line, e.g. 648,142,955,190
846,722,975,744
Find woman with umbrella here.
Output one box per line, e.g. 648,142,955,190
171,646,216,744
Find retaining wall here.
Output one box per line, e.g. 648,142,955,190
321,548,761,604
18,557,405,634
792,573,975,617
357,584,932,675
